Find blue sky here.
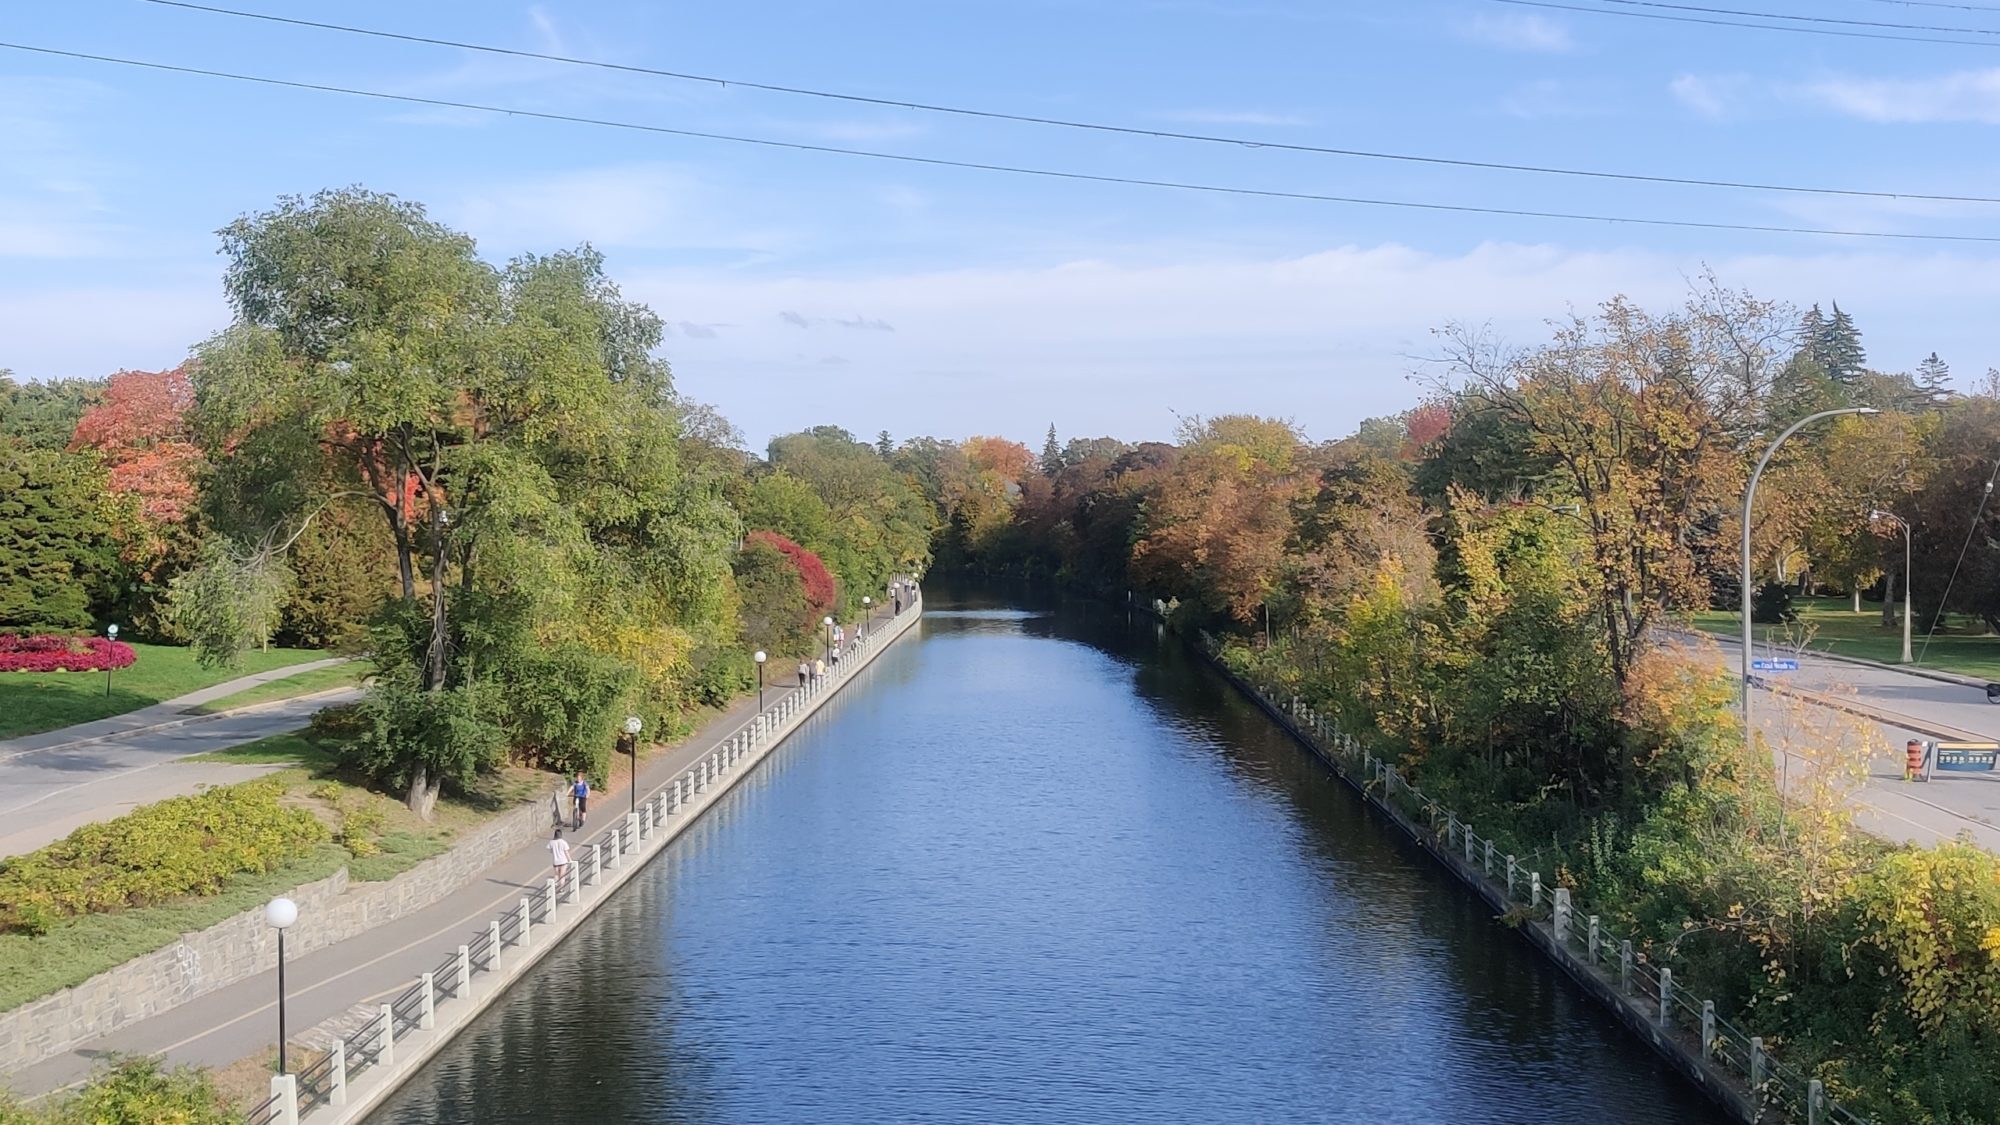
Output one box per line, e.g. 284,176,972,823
7,0,2000,448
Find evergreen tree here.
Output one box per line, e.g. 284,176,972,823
875,430,894,458
1798,304,1828,367
1042,424,1062,476
0,443,118,633
1916,352,1954,407
1821,302,1867,384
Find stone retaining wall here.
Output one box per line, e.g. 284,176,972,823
0,791,552,1075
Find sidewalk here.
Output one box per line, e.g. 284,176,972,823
0,658,351,760
2,600,914,1100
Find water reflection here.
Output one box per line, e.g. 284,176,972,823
368,583,1728,1125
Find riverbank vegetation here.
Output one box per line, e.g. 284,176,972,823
929,285,2000,1123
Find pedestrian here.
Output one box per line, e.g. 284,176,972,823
814,656,826,680
799,658,811,687
549,828,571,888
571,772,590,830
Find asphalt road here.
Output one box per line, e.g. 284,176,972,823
0,688,362,859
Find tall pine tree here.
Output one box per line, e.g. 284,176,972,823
1799,304,1829,368
1821,302,1867,384
1042,423,1062,476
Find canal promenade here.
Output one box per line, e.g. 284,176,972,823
2,595,921,1114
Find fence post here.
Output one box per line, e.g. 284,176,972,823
1506,856,1517,897
1483,840,1494,876
488,921,502,968
546,877,558,914
378,1003,397,1067
1659,967,1673,1028
1749,1037,1766,1089
1447,816,1457,850
1619,941,1633,993
518,897,532,951
331,1040,347,1106
627,812,641,857
1809,1079,1826,1125
1552,888,1570,943
1531,871,1542,910
270,1074,299,1125
1464,826,1475,864
1701,1000,1715,1060
420,972,435,1029
1587,916,1600,965
457,944,471,995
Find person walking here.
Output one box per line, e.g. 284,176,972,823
548,828,571,889
814,656,826,681
571,772,590,830
798,658,811,687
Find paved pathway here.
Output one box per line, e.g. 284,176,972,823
3,601,915,1100
0,680,363,861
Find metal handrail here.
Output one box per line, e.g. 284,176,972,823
295,1048,338,1112
245,1093,283,1125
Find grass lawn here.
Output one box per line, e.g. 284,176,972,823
0,643,329,740
1689,595,2000,680
0,731,546,1012
185,662,369,716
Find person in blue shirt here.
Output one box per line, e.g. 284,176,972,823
571,773,590,830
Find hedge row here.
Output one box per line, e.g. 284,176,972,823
0,779,326,935
0,636,137,673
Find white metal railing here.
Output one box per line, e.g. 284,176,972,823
277,589,922,1122
1224,660,1867,1125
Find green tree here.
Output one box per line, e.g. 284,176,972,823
1915,351,1954,408
1041,424,1061,475
768,426,933,607
0,444,117,634
164,539,293,666
0,374,103,452
1820,301,1867,384
734,535,810,656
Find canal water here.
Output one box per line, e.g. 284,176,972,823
367,585,1729,1124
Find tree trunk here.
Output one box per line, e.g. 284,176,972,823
1881,568,1899,627
406,761,441,821
1852,586,1861,613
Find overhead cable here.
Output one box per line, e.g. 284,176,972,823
133,0,2000,206
1485,0,2000,46
8,39,2000,244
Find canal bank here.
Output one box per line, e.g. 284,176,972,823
363,586,1730,1125
258,593,926,1125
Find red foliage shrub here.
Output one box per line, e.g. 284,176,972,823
0,636,139,673
745,531,836,618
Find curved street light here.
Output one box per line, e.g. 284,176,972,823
1741,407,1878,752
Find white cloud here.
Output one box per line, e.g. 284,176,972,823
1671,74,1752,119
443,163,798,256
1455,13,1575,53
1801,69,2000,124
627,243,2000,446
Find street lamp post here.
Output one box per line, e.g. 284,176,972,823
1870,510,1914,663
754,650,767,711
104,623,118,697
265,896,298,1075
621,715,642,815
861,596,871,638
823,616,834,663
1741,407,1878,737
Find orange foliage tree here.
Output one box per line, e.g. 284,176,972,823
69,366,205,578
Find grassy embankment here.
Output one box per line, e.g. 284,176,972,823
1688,594,2000,679
185,662,369,715
0,731,542,1013
0,643,329,739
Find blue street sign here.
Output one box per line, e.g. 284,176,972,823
1751,658,1799,672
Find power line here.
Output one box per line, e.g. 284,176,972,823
8,38,2000,244
133,0,2000,207
1486,0,2000,46
1858,0,2000,13
1582,0,2000,37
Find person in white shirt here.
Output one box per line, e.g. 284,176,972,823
548,829,572,889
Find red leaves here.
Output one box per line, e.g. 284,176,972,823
0,636,138,673
69,366,203,527
746,530,836,618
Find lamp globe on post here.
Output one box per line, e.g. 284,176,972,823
754,650,767,712
103,624,119,698
265,896,298,1076
861,596,871,638
823,616,834,663
622,715,643,815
